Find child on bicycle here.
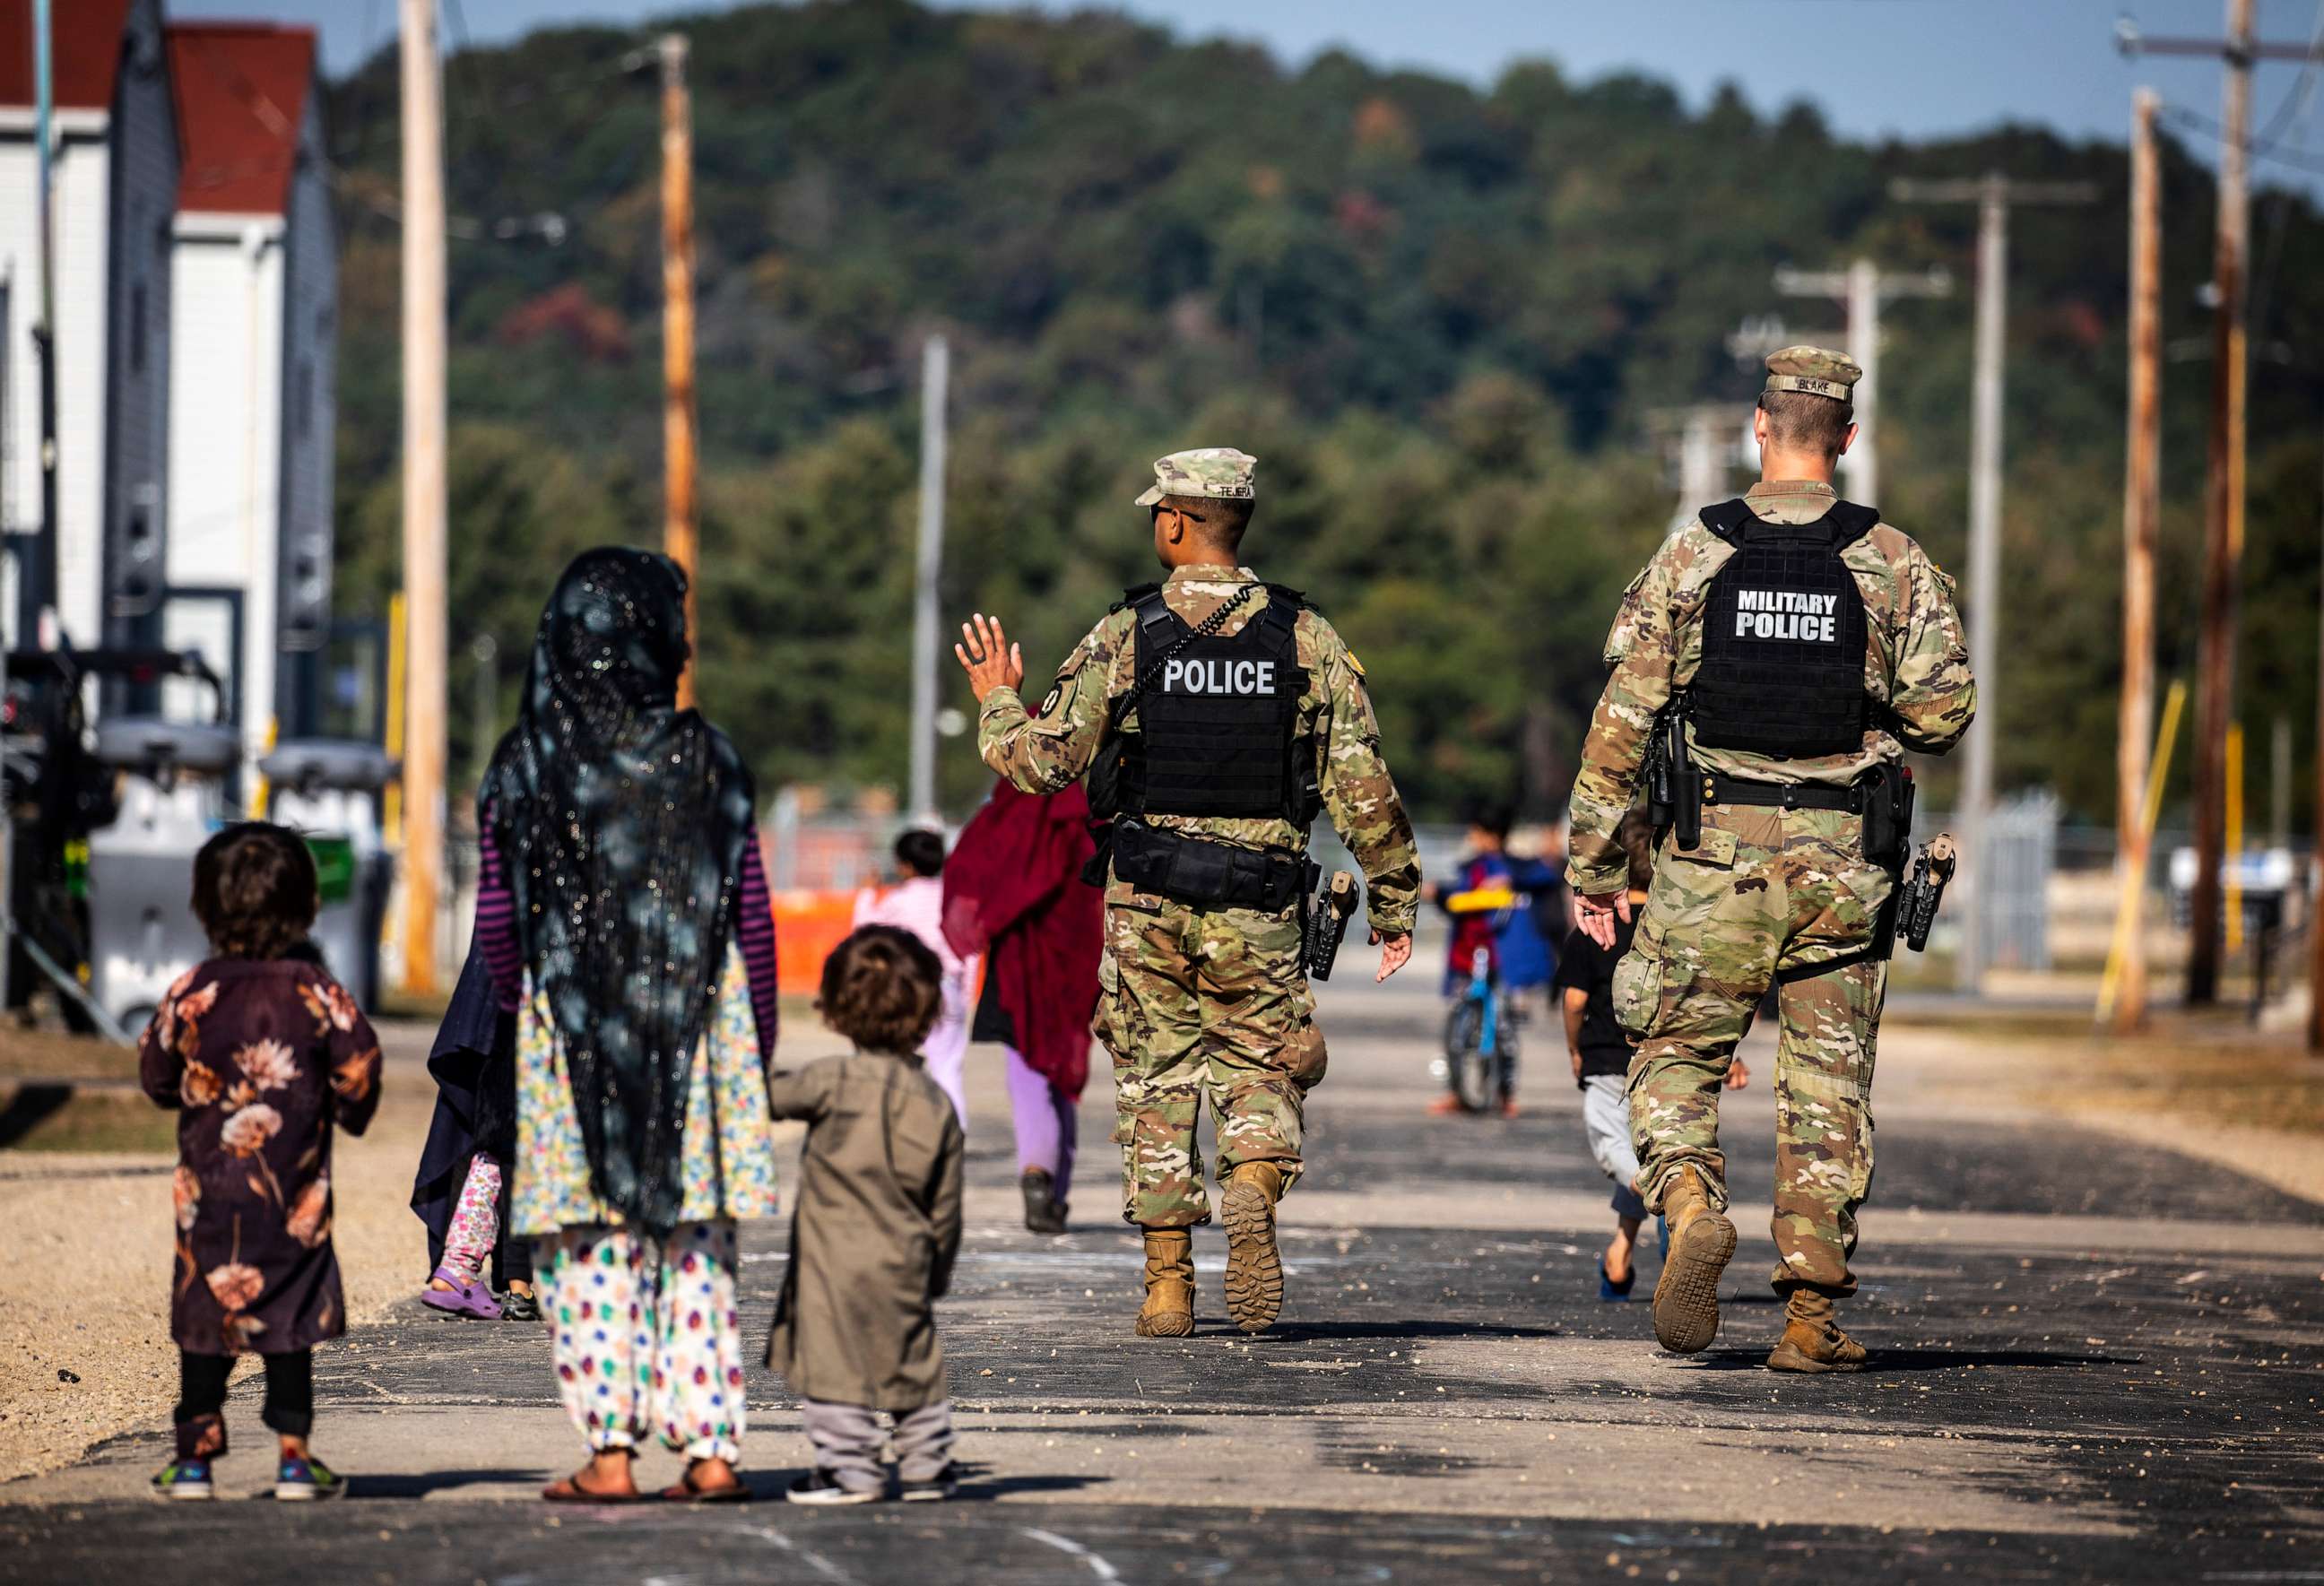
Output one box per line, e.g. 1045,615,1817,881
1557,810,1746,1300
1423,805,1563,1118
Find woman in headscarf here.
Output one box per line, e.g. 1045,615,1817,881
474,549,780,1504
941,780,1102,1235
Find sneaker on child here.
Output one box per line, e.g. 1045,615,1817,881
150,1460,214,1502
785,1469,880,1506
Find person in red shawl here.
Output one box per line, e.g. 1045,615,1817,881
942,779,1103,1235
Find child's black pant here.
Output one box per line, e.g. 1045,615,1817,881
174,1348,312,1460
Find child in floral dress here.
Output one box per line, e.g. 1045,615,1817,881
139,823,383,1501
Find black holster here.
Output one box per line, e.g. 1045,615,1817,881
1106,819,1307,913
1647,695,1699,850
1866,762,1916,958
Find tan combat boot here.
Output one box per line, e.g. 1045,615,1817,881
1765,1289,1869,1374
1134,1227,1195,1338
1651,1164,1737,1355
1220,1161,1287,1334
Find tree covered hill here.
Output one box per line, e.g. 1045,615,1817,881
322,0,2324,825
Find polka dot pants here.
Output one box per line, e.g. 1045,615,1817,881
537,1220,749,1464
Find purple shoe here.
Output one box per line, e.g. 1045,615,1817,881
421,1267,503,1320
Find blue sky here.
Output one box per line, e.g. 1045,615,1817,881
171,0,2324,195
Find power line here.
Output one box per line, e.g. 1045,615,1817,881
2162,101,2324,174
2249,0,2324,148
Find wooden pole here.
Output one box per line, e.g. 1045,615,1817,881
2311,441,2324,1050
2188,0,2255,1004
2100,680,2188,1025
660,32,698,710
398,0,447,998
2114,89,2164,1035
2226,722,2246,955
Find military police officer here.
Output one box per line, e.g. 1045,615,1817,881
1567,349,1976,1373
955,447,1421,1338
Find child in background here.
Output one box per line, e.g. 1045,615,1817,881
1425,804,1564,1117
1557,810,1746,1301
139,823,383,1500
767,926,965,1504
852,828,974,1128
412,942,533,1321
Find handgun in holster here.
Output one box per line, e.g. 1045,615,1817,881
1896,834,1957,953
1302,866,1361,982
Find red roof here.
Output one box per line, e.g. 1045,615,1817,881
0,0,138,113
168,22,314,215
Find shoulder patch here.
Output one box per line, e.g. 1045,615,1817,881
1036,685,1063,718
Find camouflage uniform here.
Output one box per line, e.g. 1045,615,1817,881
1566,355,1976,1300
979,451,1421,1229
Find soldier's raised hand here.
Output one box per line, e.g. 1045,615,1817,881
954,612,1024,704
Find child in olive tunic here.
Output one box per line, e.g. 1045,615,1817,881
139,824,383,1501
768,927,966,1504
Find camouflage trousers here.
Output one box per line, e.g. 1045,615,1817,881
1614,803,1893,1298
1095,895,1328,1228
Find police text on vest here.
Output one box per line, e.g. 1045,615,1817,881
1733,589,1839,643
1162,658,1278,695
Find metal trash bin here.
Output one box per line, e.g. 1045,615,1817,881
86,719,241,1031
264,740,396,1011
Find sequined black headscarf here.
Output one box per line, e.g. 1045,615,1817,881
482,548,755,1236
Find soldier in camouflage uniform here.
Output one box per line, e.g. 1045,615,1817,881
957,447,1421,1338
1566,348,1975,1373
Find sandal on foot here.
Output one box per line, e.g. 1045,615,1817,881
421,1267,503,1321
543,1469,644,1504
660,1469,750,1504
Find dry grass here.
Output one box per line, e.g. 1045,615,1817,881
0,1089,178,1154
2019,1027,2324,1138
0,1027,140,1083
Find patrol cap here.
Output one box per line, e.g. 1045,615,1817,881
1133,447,1258,507
1763,345,1862,403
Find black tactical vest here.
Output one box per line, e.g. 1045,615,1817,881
1116,583,1312,820
1688,499,1879,758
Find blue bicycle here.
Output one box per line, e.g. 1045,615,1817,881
1438,887,1522,1114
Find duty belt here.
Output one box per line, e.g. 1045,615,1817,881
1108,818,1307,913
1702,769,1869,814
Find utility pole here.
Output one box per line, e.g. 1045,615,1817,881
2312,440,2324,1051
659,32,698,709
22,0,56,648
1653,403,1749,537
2120,1,2314,1005
1892,172,2097,992
399,0,448,998
1773,258,1951,507
2115,89,2164,1036
2190,0,2253,1007
907,335,949,825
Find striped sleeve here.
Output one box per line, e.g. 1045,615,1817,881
735,837,778,1059
474,810,524,1014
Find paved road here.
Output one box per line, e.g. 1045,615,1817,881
4,965,2320,1583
